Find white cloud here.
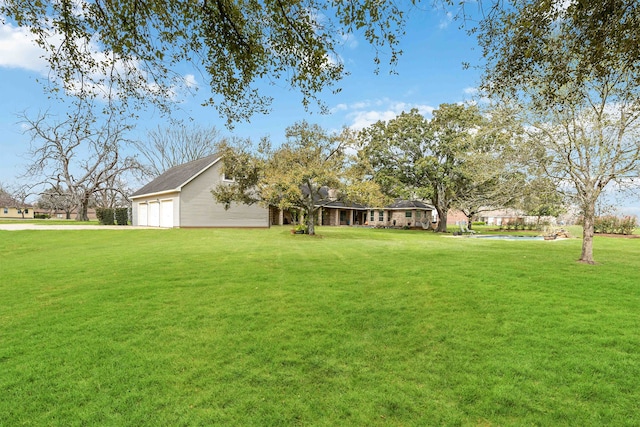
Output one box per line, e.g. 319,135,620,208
0,19,197,104
334,98,436,130
462,86,491,104
0,23,49,73
341,33,359,49
331,103,348,113
183,74,198,89
439,12,453,29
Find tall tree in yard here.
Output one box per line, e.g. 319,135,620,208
359,105,486,232
477,0,640,263
133,124,224,178
212,121,383,236
451,106,528,228
21,103,142,221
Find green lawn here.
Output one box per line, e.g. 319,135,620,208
1,227,639,426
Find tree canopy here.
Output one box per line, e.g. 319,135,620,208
358,104,510,232
212,121,383,235
20,102,142,220
476,0,640,107
1,0,414,123
475,0,640,263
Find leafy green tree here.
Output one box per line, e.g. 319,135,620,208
476,0,640,263
517,177,566,225
212,121,382,235
359,104,486,232
449,106,525,228
2,0,414,122
453,168,525,229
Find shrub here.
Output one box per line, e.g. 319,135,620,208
115,208,129,225
293,224,308,234
34,213,50,219
619,216,638,235
96,208,115,225
594,215,638,235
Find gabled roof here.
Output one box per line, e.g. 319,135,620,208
130,153,221,198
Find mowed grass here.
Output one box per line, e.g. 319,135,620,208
1,227,639,426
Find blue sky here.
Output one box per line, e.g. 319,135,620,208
2,5,637,216
0,6,481,190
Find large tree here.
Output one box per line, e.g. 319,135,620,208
21,103,142,220
134,124,224,178
37,185,77,219
449,106,526,228
212,121,383,235
2,0,415,122
517,177,566,225
476,0,640,263
359,104,488,232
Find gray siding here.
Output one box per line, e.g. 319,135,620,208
180,161,269,227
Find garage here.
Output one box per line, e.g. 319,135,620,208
148,202,160,227
138,203,148,226
160,199,174,228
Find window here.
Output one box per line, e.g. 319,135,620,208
379,211,384,221
17,209,22,214
370,211,375,221
3,208,7,214
415,211,421,219
24,208,29,214
222,173,234,182
405,211,412,218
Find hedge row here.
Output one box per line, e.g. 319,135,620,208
594,215,637,235
96,207,129,225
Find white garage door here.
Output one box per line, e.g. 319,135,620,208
160,200,174,228
148,202,160,227
138,203,148,226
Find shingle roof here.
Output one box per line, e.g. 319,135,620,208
130,153,221,198
386,200,434,210
320,200,368,210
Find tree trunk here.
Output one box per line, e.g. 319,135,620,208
579,203,596,264
435,204,448,232
465,212,475,230
306,207,318,235
76,196,90,221
433,185,449,232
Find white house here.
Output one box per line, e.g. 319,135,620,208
130,154,270,228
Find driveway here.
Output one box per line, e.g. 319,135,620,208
0,224,159,231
